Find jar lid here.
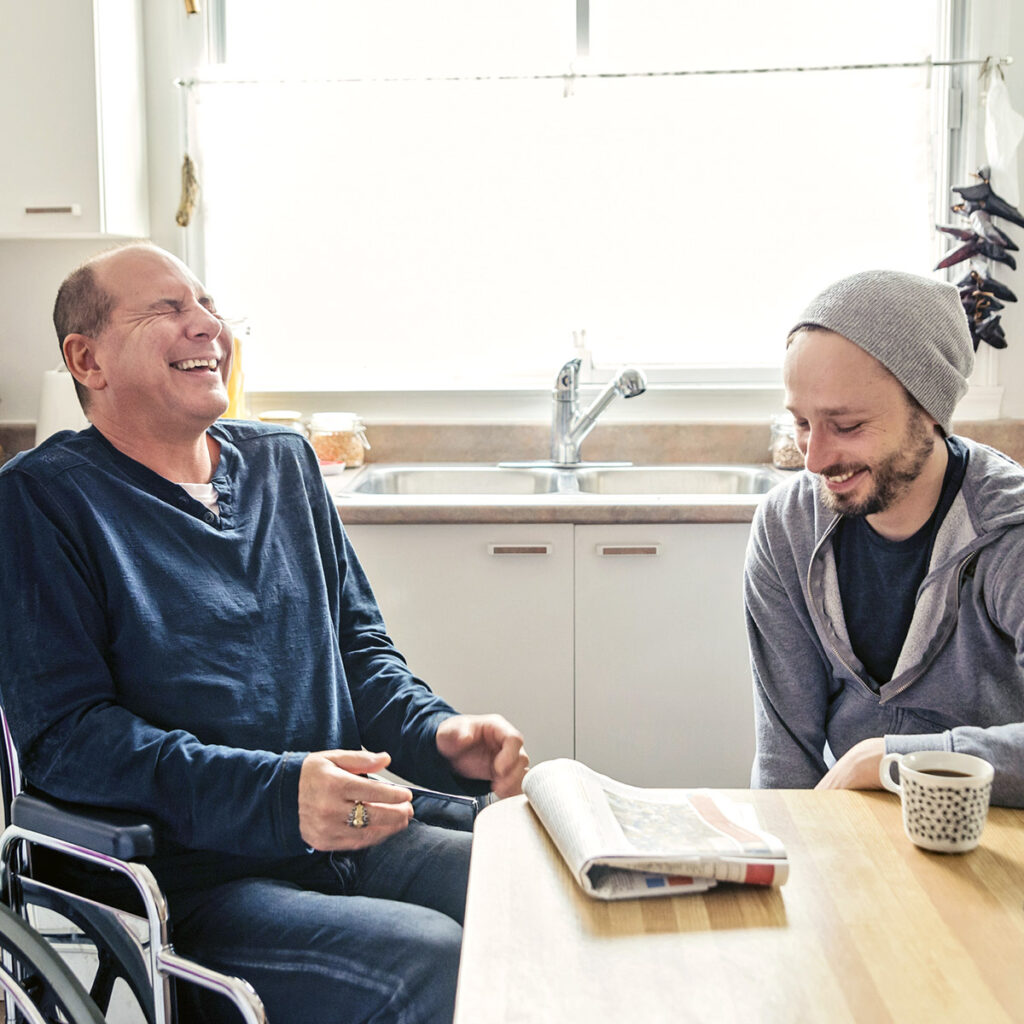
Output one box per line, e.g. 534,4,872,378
310,412,363,432
258,409,304,423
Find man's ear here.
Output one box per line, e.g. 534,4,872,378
62,334,106,392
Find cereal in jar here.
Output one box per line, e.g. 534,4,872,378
309,412,370,472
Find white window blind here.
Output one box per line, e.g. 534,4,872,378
194,0,947,392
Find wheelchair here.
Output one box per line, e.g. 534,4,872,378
0,709,267,1023
0,898,105,1023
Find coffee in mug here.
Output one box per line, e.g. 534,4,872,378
879,750,994,853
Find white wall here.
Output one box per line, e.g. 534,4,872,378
2,3,1024,425
991,7,1024,417
0,238,119,421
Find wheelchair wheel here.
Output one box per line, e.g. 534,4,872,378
0,902,105,1024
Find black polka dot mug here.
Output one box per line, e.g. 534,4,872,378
879,750,994,853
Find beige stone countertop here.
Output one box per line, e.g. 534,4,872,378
330,486,776,525
326,465,790,525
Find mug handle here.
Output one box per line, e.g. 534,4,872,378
879,752,902,794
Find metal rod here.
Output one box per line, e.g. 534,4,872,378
176,54,1012,89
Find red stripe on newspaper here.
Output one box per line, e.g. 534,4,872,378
744,863,775,886
687,793,766,846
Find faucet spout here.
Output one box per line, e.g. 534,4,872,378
549,360,647,465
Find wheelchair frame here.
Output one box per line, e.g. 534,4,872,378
0,711,267,1024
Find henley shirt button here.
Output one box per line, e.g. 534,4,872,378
203,511,216,524
177,496,188,506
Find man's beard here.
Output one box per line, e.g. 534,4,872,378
819,410,936,518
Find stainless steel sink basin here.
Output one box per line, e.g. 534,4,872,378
571,465,784,495
343,463,785,497
346,464,565,495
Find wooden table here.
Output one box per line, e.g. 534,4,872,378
454,790,1024,1023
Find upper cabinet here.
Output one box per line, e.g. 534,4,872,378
0,0,149,237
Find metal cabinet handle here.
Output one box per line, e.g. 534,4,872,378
596,544,660,556
487,543,552,556
24,205,81,215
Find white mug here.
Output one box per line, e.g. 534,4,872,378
879,750,994,853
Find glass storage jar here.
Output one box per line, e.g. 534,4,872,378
257,409,307,435
309,412,371,472
770,412,804,470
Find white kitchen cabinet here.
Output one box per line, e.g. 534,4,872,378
0,0,148,237
345,519,757,788
573,524,755,789
343,523,575,766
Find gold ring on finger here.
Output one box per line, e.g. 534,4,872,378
347,800,370,829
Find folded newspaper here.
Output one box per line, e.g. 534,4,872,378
521,759,789,900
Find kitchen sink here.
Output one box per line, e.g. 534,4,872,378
343,463,786,497
571,465,784,495
345,465,566,495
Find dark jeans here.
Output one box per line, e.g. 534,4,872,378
170,816,474,1024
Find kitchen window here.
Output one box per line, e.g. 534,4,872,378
188,0,975,396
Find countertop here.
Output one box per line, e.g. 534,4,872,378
326,468,781,524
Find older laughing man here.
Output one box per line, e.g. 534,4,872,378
0,241,529,1023
745,269,1024,807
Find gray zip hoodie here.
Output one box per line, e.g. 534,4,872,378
745,437,1024,807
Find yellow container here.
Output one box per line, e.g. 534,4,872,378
223,336,246,419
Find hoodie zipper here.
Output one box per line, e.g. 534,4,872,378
806,518,978,701
879,550,979,702
804,515,868,686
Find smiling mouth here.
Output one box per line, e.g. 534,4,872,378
171,358,220,372
821,466,867,489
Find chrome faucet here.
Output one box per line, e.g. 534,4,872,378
550,358,647,465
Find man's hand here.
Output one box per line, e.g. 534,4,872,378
814,737,886,791
298,749,414,851
435,714,529,798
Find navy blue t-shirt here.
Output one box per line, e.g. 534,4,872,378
834,436,969,688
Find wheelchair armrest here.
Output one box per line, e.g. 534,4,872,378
11,793,156,860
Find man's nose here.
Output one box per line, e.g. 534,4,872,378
186,303,224,339
801,429,834,474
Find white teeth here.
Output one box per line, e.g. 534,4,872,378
172,358,219,371
825,470,856,483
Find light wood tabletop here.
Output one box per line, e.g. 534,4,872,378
454,789,1024,1023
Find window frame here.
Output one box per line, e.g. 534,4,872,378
182,0,1001,420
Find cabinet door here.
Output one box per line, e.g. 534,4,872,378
344,523,574,766
574,523,755,788
0,0,147,236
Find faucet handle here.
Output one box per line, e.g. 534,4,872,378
554,358,581,395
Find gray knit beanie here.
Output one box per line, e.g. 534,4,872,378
790,270,974,434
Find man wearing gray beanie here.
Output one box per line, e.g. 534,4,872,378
745,269,1024,809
